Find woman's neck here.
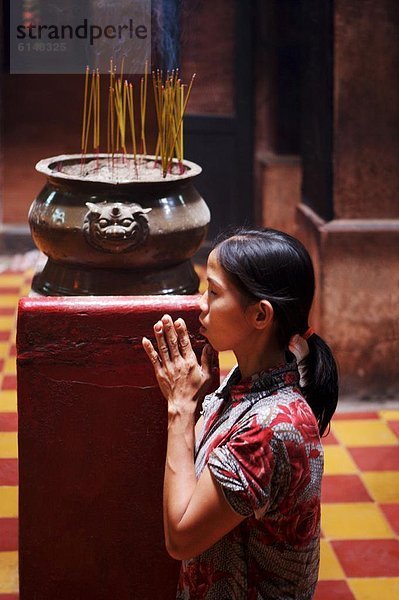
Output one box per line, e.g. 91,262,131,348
234,340,286,381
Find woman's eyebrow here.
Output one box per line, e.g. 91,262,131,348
207,276,223,288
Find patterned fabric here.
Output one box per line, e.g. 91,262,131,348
177,360,323,600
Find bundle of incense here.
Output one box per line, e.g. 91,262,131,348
80,60,196,178
81,67,100,171
153,71,196,177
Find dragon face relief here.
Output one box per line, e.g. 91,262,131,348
83,202,152,253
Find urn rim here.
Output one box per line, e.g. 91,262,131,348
35,153,202,187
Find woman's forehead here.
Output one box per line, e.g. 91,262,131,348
206,250,233,289
206,249,222,276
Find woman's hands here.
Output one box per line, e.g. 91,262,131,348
142,314,213,415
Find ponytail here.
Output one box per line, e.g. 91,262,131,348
299,334,339,436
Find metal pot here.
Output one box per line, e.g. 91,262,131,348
29,154,210,295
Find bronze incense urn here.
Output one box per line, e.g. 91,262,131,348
29,154,210,296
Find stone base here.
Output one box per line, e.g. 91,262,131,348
297,203,399,398
31,257,200,296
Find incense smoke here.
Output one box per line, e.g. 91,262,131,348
152,0,180,71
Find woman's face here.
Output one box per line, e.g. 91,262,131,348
199,249,256,353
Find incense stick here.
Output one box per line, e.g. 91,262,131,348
80,66,90,171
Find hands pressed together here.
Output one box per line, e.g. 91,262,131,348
142,314,213,415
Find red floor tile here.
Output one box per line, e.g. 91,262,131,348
321,474,372,503
332,539,399,577
9,344,16,357
349,446,399,471
0,518,18,551
314,580,355,600
388,420,399,438
380,504,399,536
0,360,4,372
0,413,18,431
1,375,16,390
333,411,379,420
0,595,19,600
0,459,18,485
0,331,10,341
321,429,339,445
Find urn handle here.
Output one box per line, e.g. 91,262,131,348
83,201,152,254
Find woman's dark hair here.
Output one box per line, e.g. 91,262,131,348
214,226,338,435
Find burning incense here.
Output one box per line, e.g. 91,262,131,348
127,82,137,162
92,69,100,165
140,60,148,156
81,66,90,164
80,60,195,178
96,70,100,154
151,71,196,176
83,70,95,159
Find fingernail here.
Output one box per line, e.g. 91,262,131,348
154,322,162,332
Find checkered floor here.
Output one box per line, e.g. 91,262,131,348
0,264,398,599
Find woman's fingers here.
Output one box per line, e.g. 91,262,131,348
142,337,161,371
174,318,195,359
200,343,213,379
161,314,181,360
153,320,171,364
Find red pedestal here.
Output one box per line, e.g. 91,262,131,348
17,296,219,600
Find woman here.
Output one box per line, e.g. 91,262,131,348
142,227,338,599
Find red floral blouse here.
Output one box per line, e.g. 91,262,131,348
177,360,323,600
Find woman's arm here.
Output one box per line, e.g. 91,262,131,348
164,410,244,560
142,314,245,560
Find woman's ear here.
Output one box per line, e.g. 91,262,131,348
251,299,274,330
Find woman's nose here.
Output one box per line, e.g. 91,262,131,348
199,290,208,314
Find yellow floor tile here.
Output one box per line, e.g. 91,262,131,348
0,316,16,331
332,420,398,447
219,350,236,372
362,471,399,503
0,295,20,309
324,445,358,475
0,487,18,518
0,274,24,287
0,342,11,358
0,551,19,593
321,503,394,540
0,390,17,412
0,432,18,458
379,410,399,421
3,357,16,375
318,539,345,580
349,577,399,600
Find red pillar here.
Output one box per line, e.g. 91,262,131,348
17,296,219,600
